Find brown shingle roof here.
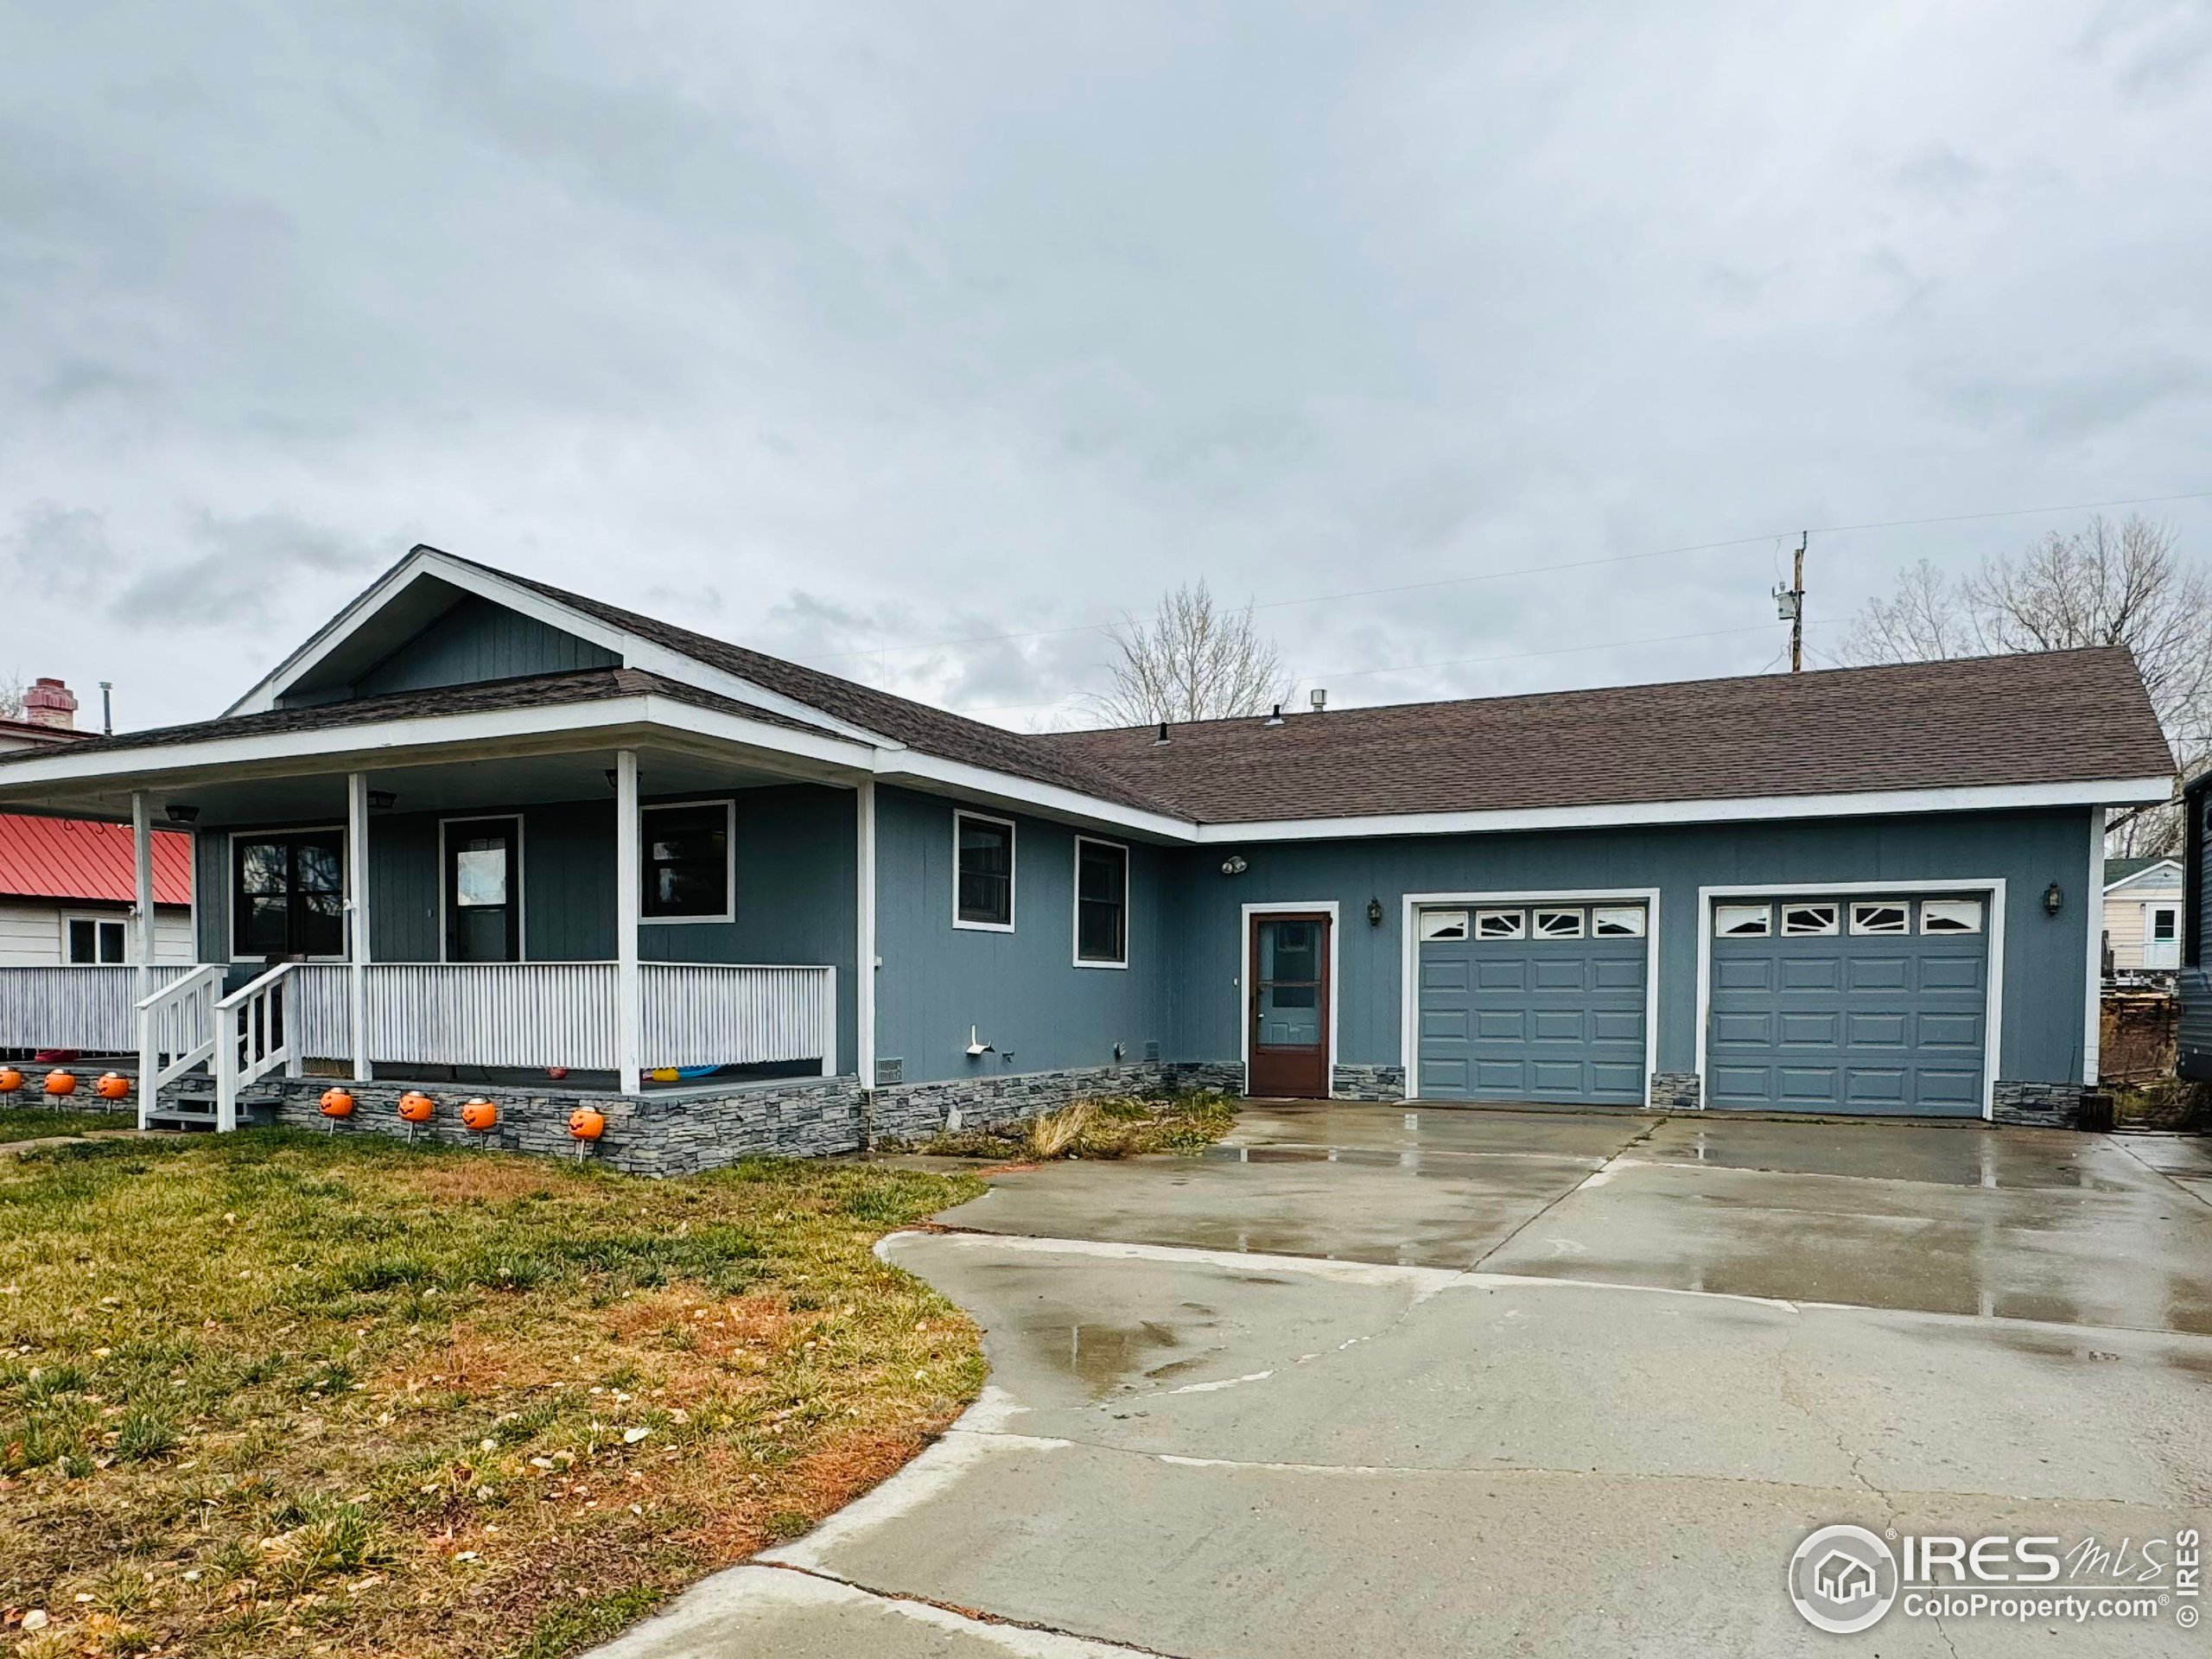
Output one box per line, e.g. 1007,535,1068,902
1037,647,2174,823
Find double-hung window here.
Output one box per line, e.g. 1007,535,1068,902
642,802,734,923
955,812,1015,930
232,830,345,959
1074,836,1128,965
65,918,128,963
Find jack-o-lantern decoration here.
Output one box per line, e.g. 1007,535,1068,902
94,1072,130,1101
567,1105,607,1142
0,1066,23,1094
461,1098,499,1134
397,1090,435,1124
43,1069,77,1097
318,1087,355,1118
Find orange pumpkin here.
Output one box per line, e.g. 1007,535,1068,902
0,1067,23,1093
43,1069,77,1096
397,1090,435,1124
95,1071,130,1101
461,1098,498,1133
567,1105,607,1141
318,1087,355,1118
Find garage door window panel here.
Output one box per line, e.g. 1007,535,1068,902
1534,908,1585,939
1475,909,1525,939
1782,904,1838,936
1715,904,1771,937
1920,899,1983,934
1849,902,1908,935
1592,906,1645,938
1419,910,1469,942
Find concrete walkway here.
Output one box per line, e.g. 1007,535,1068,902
595,1106,2212,1657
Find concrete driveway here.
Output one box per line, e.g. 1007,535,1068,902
597,1105,2212,1657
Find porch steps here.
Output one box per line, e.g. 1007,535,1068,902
146,1074,281,1132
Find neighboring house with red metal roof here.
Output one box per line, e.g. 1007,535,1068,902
0,678,195,967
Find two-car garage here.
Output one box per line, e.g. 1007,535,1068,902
1410,888,1995,1117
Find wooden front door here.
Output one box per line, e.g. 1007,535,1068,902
1248,912,1331,1097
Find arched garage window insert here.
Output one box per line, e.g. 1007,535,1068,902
1475,910,1525,939
1849,902,1909,935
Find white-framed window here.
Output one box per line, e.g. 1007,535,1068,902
1534,907,1585,939
1781,902,1839,937
954,810,1016,931
1849,901,1909,935
64,916,129,964
641,800,735,924
1919,898,1983,935
1591,906,1646,938
1714,903,1771,937
1474,908,1525,939
1418,909,1469,942
1073,836,1128,966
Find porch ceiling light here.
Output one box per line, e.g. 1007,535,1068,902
163,804,199,824
367,789,397,811
2043,881,2064,916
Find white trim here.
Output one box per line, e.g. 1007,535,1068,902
224,823,348,963
613,750,641,1095
856,779,876,1087
437,812,527,962
1692,879,2007,1122
638,798,738,926
2084,809,2103,1084
1398,887,1661,1107
2101,858,2183,894
877,750,1194,842
346,772,372,1081
1193,777,2175,842
1241,901,1340,1099
1071,834,1130,969
224,547,898,747
130,790,154,1002
951,810,1017,933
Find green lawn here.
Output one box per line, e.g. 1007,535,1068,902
0,1130,983,1658
0,1107,135,1146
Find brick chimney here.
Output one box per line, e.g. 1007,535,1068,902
22,677,77,730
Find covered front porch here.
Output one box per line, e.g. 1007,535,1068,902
0,725,871,1131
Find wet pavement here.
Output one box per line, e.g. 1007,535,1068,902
597,1105,2212,1658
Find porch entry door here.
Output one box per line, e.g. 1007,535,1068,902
445,818,521,963
1248,913,1331,1098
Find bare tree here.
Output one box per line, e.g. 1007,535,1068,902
1094,581,1291,726
0,671,22,723
1845,515,2212,855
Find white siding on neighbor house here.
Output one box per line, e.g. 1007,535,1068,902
2102,875,2185,970
0,904,195,967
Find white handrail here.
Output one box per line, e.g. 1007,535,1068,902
135,965,224,1129
215,963,300,1132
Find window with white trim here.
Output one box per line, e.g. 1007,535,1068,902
1781,903,1838,937
1849,901,1909,935
1074,836,1128,964
955,811,1015,929
1474,908,1525,939
1534,907,1585,939
1714,903,1770,937
65,917,128,964
1591,906,1645,938
1919,898,1982,935
1418,910,1469,942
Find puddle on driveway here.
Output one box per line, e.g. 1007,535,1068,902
1000,1300,1228,1396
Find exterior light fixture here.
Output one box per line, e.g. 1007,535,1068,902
2043,882,2063,916
367,789,397,811
1367,897,1385,927
163,804,200,824
1220,855,1249,876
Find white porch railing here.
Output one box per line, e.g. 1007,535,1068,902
214,963,300,1133
0,964,194,1054
137,966,223,1128
286,961,836,1077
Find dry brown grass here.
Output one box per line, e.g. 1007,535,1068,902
896,1090,1239,1162
0,1130,983,1658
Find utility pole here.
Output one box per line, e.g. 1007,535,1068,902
1772,534,1807,671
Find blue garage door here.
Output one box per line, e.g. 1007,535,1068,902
1707,894,1988,1116
1417,902,1649,1105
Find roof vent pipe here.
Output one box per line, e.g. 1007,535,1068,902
1265,704,1284,727
1309,689,1327,712
1154,721,1169,745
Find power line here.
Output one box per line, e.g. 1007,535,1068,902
810,485,2212,667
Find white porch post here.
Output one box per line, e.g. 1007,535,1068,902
615,749,642,1095
347,772,372,1081
856,777,876,1087
130,791,155,1001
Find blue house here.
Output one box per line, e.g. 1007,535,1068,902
0,545,2173,1165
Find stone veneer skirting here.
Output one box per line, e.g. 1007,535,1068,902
1989,1080,2090,1128
1647,1072,1702,1109
1331,1064,1407,1101
866,1059,1243,1144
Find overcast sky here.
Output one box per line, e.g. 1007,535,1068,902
4,3,2210,734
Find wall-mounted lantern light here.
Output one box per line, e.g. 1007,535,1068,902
1220,855,1248,876
2043,881,2064,916
1366,896,1385,927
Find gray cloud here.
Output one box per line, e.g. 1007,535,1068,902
1,2,2209,734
